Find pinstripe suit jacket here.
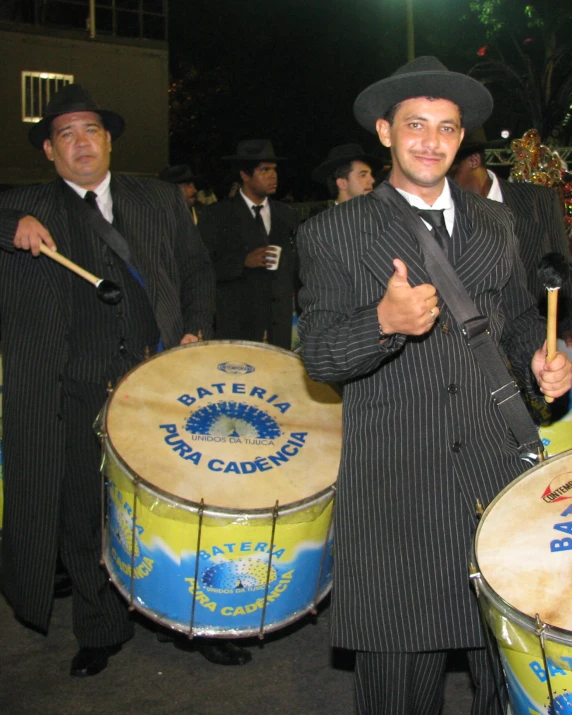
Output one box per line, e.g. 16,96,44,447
297,180,545,653
198,195,299,349
499,179,572,334
0,174,215,630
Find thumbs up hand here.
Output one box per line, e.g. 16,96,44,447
377,259,440,338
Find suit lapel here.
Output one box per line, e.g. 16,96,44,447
360,192,431,288
450,183,506,292
111,175,160,302
359,181,508,296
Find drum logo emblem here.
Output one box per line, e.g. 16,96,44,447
217,362,255,375
158,382,309,474
185,402,281,440
541,470,572,504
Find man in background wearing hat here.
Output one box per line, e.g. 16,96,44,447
159,164,202,224
0,84,215,676
312,143,381,204
198,140,299,350
449,130,572,345
297,57,571,714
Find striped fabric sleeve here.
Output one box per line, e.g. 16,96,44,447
297,215,406,384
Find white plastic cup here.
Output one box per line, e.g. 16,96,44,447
266,245,282,270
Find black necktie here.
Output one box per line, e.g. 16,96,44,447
253,204,268,243
84,190,102,215
416,208,449,253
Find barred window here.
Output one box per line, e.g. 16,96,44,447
22,72,74,123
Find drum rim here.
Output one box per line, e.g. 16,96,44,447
471,549,572,646
473,449,572,641
104,443,336,517
100,339,340,515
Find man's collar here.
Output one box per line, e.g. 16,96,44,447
486,169,504,203
239,189,269,210
64,171,111,198
394,179,453,211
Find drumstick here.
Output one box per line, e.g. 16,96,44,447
538,252,570,403
39,243,123,305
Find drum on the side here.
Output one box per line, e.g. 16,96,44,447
100,341,342,638
472,449,572,714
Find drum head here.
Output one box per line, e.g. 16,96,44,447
476,450,572,631
104,341,342,510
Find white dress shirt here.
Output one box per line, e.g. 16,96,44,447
64,171,113,223
395,179,455,236
240,189,270,235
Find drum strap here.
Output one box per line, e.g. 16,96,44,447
372,182,545,462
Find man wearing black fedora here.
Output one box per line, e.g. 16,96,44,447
198,140,299,349
159,164,202,224
0,84,215,676
312,143,381,204
449,129,572,345
297,57,571,714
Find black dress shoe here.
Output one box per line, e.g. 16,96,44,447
70,644,122,677
195,639,252,666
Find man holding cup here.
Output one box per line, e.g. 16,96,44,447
199,140,299,349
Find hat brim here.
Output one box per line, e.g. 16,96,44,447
222,154,287,162
312,154,384,184
28,109,125,149
353,70,493,134
458,138,507,154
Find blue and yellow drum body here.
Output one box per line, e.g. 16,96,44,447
473,450,572,714
100,341,342,637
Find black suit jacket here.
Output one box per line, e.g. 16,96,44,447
198,195,299,349
297,180,545,653
499,179,572,335
0,174,215,630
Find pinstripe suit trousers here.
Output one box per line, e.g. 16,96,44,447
354,648,506,715
59,379,133,648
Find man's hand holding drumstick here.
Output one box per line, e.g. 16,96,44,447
13,215,57,256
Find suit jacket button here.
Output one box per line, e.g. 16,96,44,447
448,383,457,394
452,441,462,452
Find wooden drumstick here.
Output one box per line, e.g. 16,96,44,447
39,243,122,305
538,252,570,403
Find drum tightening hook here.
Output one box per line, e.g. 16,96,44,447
187,499,205,639
258,500,279,640
128,477,141,612
535,614,556,711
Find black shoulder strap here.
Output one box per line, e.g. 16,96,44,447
371,182,544,462
63,182,133,265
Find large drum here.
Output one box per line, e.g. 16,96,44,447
99,341,342,638
472,450,572,714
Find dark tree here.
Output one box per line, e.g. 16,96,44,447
467,0,572,142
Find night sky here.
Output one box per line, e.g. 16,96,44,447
167,0,500,199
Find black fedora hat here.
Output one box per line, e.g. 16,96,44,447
353,56,493,135
223,139,286,162
158,164,202,184
457,127,507,154
312,144,383,184
28,83,125,150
